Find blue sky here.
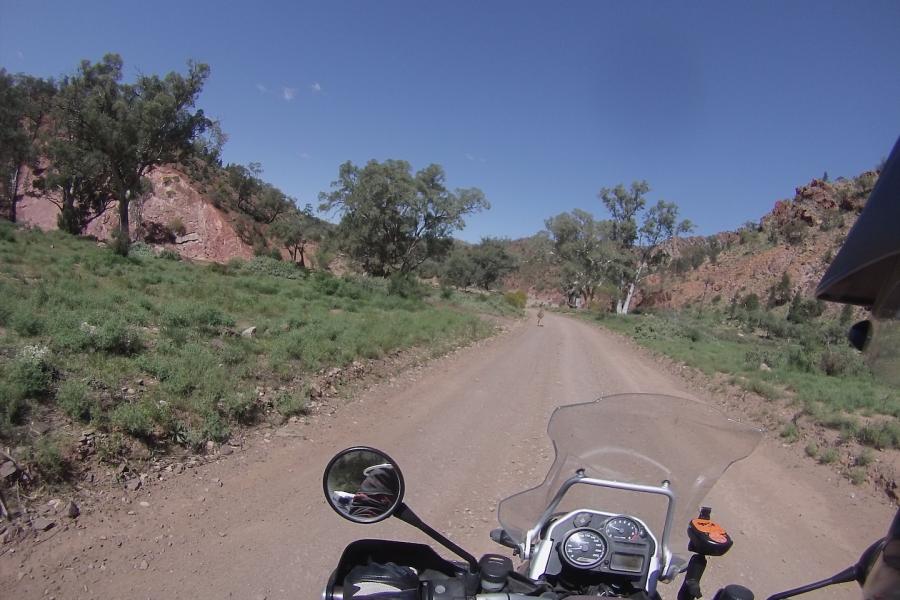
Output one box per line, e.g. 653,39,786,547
2,1,899,242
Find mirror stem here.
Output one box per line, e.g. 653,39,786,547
395,503,479,572
765,565,857,600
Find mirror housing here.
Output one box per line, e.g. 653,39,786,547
323,447,405,524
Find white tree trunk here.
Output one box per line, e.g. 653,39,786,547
620,262,646,315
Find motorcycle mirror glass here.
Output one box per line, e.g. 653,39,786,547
323,447,405,524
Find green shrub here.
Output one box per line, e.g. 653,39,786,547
818,447,839,464
0,221,15,242
804,442,819,458
128,242,156,259
848,467,867,485
221,392,257,424
110,401,158,439
9,347,55,398
440,285,454,300
168,217,187,236
243,256,305,279
388,273,426,299
275,390,308,417
159,248,182,261
162,302,235,333
855,449,875,467
0,382,29,427
11,309,45,336
201,411,230,443
780,422,799,442
56,379,98,422
856,421,900,450
503,290,527,310
94,319,143,355
739,293,760,312
29,438,70,483
819,346,866,377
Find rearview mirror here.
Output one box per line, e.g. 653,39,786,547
323,447,405,524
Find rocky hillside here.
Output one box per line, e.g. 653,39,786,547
13,162,325,264
499,168,878,310
641,171,877,310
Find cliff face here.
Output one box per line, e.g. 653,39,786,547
15,164,255,262
640,173,874,310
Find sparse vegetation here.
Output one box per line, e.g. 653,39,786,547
583,303,899,449
0,226,501,476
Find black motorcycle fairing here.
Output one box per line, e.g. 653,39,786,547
325,539,471,599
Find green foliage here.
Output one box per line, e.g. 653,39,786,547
0,227,494,455
29,438,70,483
739,293,760,312
319,159,489,276
818,447,839,464
855,448,874,467
275,390,308,417
159,248,182,261
780,422,799,442
49,54,211,248
8,347,55,398
819,345,866,377
57,379,98,422
848,467,867,485
469,238,518,290
388,272,427,299
856,421,900,450
110,400,160,439
804,442,819,458
504,290,527,310
787,292,825,324
767,272,792,308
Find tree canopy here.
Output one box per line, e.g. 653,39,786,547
319,159,488,276
51,54,211,252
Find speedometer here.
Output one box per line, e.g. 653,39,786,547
605,517,642,542
561,529,607,569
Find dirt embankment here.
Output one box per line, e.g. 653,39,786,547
15,165,256,263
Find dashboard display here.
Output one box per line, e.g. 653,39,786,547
561,529,607,568
610,552,644,573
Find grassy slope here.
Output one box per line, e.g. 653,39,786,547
576,307,899,450
0,223,516,477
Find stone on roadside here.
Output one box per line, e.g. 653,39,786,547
126,478,142,492
1,461,18,479
66,501,80,519
31,517,55,532
241,326,257,338
219,445,233,456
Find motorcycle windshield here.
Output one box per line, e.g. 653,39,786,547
497,394,761,564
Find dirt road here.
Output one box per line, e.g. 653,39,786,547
2,311,895,599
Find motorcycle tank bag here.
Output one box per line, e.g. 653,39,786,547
344,562,420,600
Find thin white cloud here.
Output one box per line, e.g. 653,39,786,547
310,82,322,93
16,50,24,60
299,152,311,159
465,153,476,161
256,83,268,93
465,153,487,163
282,87,297,101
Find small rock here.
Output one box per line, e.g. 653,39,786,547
137,379,145,386
219,445,233,456
126,478,142,492
241,326,257,338
1,460,19,479
139,501,150,508
759,362,772,372
138,560,149,570
173,463,185,474
31,517,55,532
127,510,136,516
205,440,216,452
66,501,80,519
126,388,136,395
